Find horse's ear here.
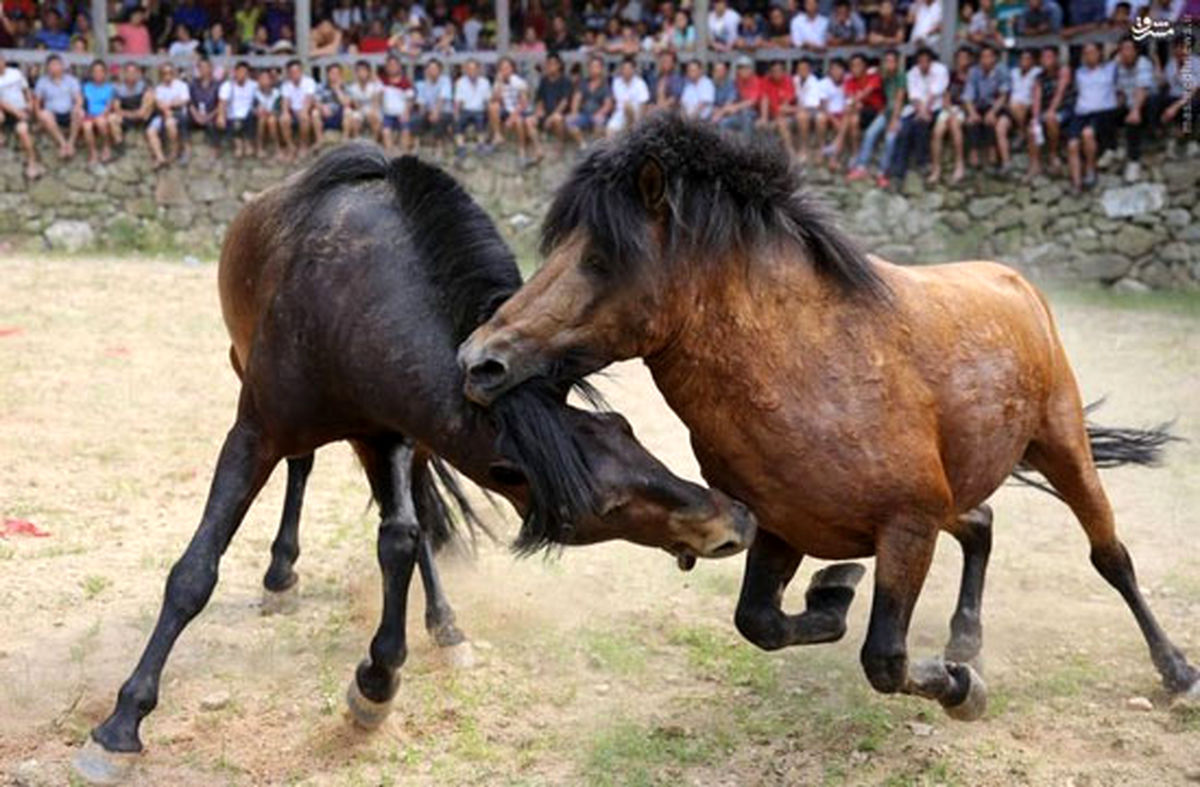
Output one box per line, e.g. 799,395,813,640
637,156,667,213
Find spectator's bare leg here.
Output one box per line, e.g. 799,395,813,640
401,123,413,153
66,109,81,156
279,111,295,160
16,119,41,178
487,101,503,145
164,115,181,161
108,112,122,147
775,115,794,157
346,112,360,140
83,118,98,165
949,115,965,182
255,111,266,156
1067,136,1083,190
146,124,167,168
311,108,324,146
995,114,1012,169
1044,115,1062,174
525,115,541,160
796,111,811,162
1081,126,1097,185
816,111,829,158
367,111,382,142
298,112,312,156
928,120,944,184
37,109,71,158
98,117,113,163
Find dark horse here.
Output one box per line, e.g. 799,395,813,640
459,115,1198,719
74,145,755,783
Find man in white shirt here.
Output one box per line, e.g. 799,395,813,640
216,60,257,158
881,47,947,187
790,0,829,51
909,0,943,44
707,0,741,50
607,56,650,135
146,62,189,168
487,56,530,155
679,60,715,120
280,58,317,159
1066,42,1117,191
0,55,41,178
346,59,383,140
453,58,491,151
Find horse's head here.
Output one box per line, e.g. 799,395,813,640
484,385,755,566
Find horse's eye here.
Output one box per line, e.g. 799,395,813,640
582,252,606,275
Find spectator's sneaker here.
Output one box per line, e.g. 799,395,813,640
1188,141,1200,158
1165,139,1178,159
846,167,869,182
1082,170,1097,190
1096,149,1118,169
875,175,890,189
179,151,191,167
1123,161,1141,183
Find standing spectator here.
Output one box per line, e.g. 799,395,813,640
414,58,453,152
883,47,948,188
929,47,972,184
827,1,866,46
653,51,684,110
607,55,650,135
1008,48,1041,172
909,0,943,45
1113,36,1157,182
526,52,571,161
453,57,490,153
311,64,349,146
115,7,152,55
963,43,1012,173
80,59,118,165
216,61,256,158
848,48,906,182
0,53,42,178
1161,37,1200,158
1016,0,1062,34
489,56,530,154
1067,42,1117,191
346,60,382,140
764,7,792,46
380,55,415,152
680,58,716,119
546,15,579,52
146,62,189,168
279,58,316,159
707,0,741,51
714,56,761,135
332,0,362,33
836,54,883,170
566,54,612,147
868,0,905,45
253,67,283,158
790,0,829,52
759,60,797,153
235,0,264,48
33,54,81,160
1029,45,1072,178
793,57,825,162
187,57,219,159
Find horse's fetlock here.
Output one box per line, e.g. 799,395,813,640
861,648,907,694
735,608,787,651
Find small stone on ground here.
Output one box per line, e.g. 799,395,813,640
1126,696,1153,712
201,690,231,711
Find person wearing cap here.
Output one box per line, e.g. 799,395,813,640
713,55,760,136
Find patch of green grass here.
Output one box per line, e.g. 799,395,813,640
668,625,778,695
1168,703,1200,733
1026,653,1102,699
882,756,964,787
1048,286,1200,319
80,574,112,600
581,628,650,675
693,569,741,598
583,720,730,787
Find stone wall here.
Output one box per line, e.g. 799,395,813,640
2,142,1198,290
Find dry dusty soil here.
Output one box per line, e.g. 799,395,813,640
1,256,1199,786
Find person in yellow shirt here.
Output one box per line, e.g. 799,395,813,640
234,1,263,47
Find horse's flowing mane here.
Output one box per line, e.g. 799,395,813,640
541,113,889,297
279,143,600,553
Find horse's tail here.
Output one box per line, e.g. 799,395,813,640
1010,400,1180,499
416,455,497,554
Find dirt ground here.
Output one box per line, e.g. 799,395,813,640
1,256,1198,787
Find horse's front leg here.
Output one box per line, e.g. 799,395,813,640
735,529,865,650
862,515,988,722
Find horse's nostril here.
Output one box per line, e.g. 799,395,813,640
712,539,742,556
468,357,508,388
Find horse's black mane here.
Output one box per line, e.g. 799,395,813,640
541,113,888,297
281,143,599,553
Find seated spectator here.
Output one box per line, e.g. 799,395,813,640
1016,0,1063,34
790,0,829,52
380,55,415,152
671,10,698,50
835,53,883,170
964,0,1004,45
80,61,118,164
603,21,641,55
819,59,849,166
710,60,737,116
279,58,316,159
793,58,825,161
882,47,948,188
1064,0,1106,33
115,63,151,139
546,14,579,52
525,52,571,161
963,43,1012,173
168,22,200,58
247,23,273,55
453,57,491,152
708,0,741,51
187,57,220,160
252,67,283,159
312,64,349,146
1008,49,1041,172
33,9,70,51
928,47,972,183
0,53,42,178
309,18,342,56
1161,37,1200,158
346,60,382,140
1066,42,1117,191
735,12,764,49
566,55,612,146
174,0,209,37
607,55,650,135
359,19,390,53
680,58,716,119
764,7,792,46
1113,36,1158,182
759,60,797,153
146,62,190,168
653,51,684,110
1107,1,1132,28
868,0,905,45
115,7,152,55
414,58,453,152
216,60,256,158
1029,45,1072,177
488,56,531,155
714,56,761,135
909,0,943,45
828,1,866,46
516,25,546,53
204,21,230,56
33,54,81,160
332,0,362,33
848,48,905,182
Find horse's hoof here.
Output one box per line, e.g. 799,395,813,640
260,582,299,616
345,678,392,730
943,663,988,722
439,640,477,670
1171,677,1200,708
71,738,138,785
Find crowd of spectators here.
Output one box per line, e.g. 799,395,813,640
0,0,1197,190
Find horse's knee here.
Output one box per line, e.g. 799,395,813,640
378,518,420,565
163,553,218,620
861,645,907,694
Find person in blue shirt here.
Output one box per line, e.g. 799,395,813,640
172,0,209,36
80,59,118,164
33,9,71,51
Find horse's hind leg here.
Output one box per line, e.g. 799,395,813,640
942,505,993,666
1024,401,1199,697
345,439,421,729
261,453,315,611
735,529,866,650
75,410,278,782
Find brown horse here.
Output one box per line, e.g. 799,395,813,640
458,115,1198,718
74,146,755,784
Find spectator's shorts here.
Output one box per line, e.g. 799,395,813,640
567,111,602,132
148,109,189,134
382,114,412,132
322,105,344,131
53,111,73,128
795,106,821,122
858,107,879,129
226,114,255,139
2,111,24,130
121,115,147,131
414,110,451,135
456,109,487,134
934,105,965,131
717,108,756,135
1066,109,1115,143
